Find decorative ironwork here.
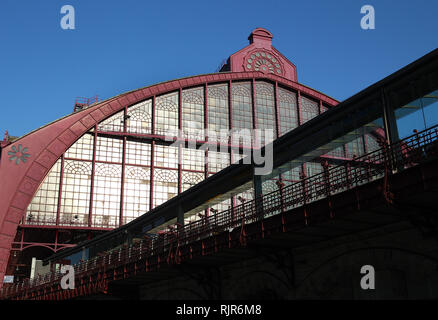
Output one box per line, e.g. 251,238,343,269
182,87,204,140
127,100,152,134
125,166,150,180
95,163,122,177
61,160,92,226
155,92,178,136
182,171,204,192
154,169,178,182
8,144,31,165
300,95,319,124
5,125,438,300
153,169,178,207
245,50,283,75
255,81,276,143
207,84,229,143
262,179,278,194
64,160,92,175
278,87,298,135
232,82,253,144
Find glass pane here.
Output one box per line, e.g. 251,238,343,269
232,82,253,131
123,166,150,224
155,91,178,136
182,87,204,140
25,159,61,225
395,89,438,139
95,136,123,163
207,150,230,174
60,160,92,227
126,140,151,166
182,171,204,192
127,99,152,134
153,169,178,208
98,110,124,132
65,133,94,161
207,84,229,143
255,81,276,145
182,147,204,171
300,95,319,124
278,87,298,135
93,163,122,228
154,144,178,169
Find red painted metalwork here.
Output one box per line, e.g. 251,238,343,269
3,126,437,300
149,141,155,212
120,107,128,226
204,83,209,217
11,242,75,253
56,154,64,226
88,125,98,227
274,81,281,139
0,72,338,287
296,90,303,125
73,96,100,113
227,28,298,82
178,89,182,195
251,78,258,148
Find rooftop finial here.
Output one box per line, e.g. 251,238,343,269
248,28,273,45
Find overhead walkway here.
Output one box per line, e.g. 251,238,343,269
1,48,438,300
2,124,438,300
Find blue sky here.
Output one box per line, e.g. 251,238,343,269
0,0,437,138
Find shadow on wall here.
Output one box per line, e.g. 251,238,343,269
295,247,438,299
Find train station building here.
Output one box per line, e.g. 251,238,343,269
1,28,437,299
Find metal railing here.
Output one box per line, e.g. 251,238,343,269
75,96,100,106
2,125,438,300
73,96,100,112
22,217,118,229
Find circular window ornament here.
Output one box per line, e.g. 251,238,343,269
244,50,283,75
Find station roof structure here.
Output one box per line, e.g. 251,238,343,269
0,28,362,286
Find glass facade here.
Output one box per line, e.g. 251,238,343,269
24,81,340,229
182,87,204,140
127,99,152,135
300,95,320,124
278,87,298,135
395,89,438,139
255,81,276,144
155,92,178,136
207,84,229,143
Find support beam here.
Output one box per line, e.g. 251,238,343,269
382,88,400,145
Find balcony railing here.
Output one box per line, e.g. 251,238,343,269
2,125,438,300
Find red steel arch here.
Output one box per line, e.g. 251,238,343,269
0,71,338,286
